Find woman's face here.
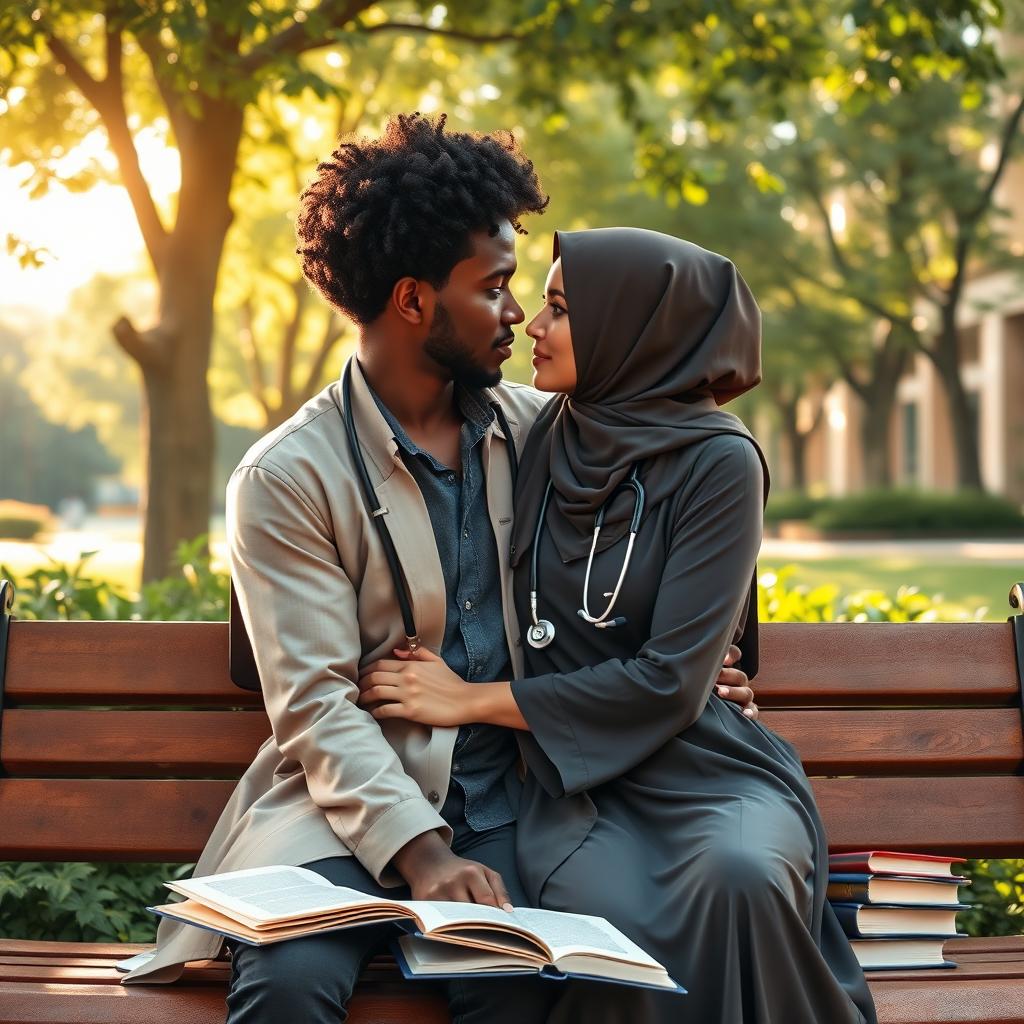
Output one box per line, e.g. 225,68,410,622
525,257,577,394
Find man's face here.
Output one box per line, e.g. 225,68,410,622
422,220,524,388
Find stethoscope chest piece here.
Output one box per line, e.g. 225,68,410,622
527,619,556,649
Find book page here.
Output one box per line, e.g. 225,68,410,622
508,908,663,967
404,899,524,933
166,866,406,927
399,935,541,975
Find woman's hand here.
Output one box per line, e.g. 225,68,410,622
716,644,758,720
358,647,476,727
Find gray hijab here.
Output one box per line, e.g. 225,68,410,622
510,227,769,671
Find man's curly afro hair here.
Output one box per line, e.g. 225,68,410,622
296,113,549,326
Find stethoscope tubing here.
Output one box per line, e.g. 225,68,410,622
341,359,519,652
528,465,645,647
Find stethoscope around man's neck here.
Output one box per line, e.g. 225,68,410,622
342,359,519,653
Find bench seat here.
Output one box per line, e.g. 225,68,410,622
1,596,1023,1024
2,938,1024,1024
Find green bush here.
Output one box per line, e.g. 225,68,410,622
0,549,1019,939
0,862,191,943
0,536,228,622
810,488,1024,534
763,492,828,524
0,500,50,540
0,516,44,540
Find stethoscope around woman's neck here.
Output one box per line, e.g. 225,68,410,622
526,466,646,650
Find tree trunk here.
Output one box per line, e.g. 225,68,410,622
929,317,984,491
856,324,908,489
777,397,808,491
859,400,893,489
119,101,244,581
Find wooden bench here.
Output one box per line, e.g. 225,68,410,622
2,577,1023,1024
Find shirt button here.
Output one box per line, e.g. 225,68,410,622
510,544,516,556
428,790,440,804
464,528,469,538
453,763,463,773
447,473,456,483
464,599,473,611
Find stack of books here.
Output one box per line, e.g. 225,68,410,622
828,850,970,971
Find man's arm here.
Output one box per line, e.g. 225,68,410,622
228,462,508,905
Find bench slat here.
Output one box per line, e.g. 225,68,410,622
812,776,1024,854
4,621,257,707
868,977,1024,1024
7,620,1019,708
3,776,1023,861
2,711,271,777
758,621,1019,706
0,981,449,1024
4,708,1018,778
764,708,1024,775
0,780,235,860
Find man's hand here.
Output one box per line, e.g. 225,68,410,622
392,831,513,911
716,644,758,720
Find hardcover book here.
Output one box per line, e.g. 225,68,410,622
149,865,683,994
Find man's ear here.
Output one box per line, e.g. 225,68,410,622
392,277,433,326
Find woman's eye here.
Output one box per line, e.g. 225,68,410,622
550,303,566,318
487,287,503,298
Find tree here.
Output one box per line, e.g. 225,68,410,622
1,1,1004,577
769,75,1024,490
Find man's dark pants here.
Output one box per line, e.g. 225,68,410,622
225,789,554,1024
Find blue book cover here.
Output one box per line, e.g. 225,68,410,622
392,935,687,996
831,902,967,939
827,873,968,906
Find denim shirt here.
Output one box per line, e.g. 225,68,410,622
371,385,517,832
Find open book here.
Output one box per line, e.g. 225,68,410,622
150,865,683,994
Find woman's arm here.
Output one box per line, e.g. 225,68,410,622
358,437,763,796
510,437,764,797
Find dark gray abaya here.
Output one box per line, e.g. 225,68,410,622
508,229,877,1024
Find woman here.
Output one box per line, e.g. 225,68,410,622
358,227,876,1024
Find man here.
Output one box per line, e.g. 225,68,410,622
123,113,756,1021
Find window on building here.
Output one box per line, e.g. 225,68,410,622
901,400,919,485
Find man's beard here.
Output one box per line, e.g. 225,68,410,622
423,302,503,389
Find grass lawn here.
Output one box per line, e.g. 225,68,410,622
761,558,1018,621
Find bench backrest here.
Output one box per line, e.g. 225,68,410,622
1,609,1022,862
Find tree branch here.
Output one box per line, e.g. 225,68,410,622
240,0,376,73
136,32,192,149
240,299,272,417
303,309,347,397
357,21,524,44
45,33,104,108
946,94,1024,306
46,24,169,272
112,316,168,370
277,279,308,405
775,250,913,331
797,150,853,279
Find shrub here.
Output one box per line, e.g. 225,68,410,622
0,862,190,943
810,489,1024,534
0,500,50,540
0,535,228,622
763,492,828,524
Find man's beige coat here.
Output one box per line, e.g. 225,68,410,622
124,358,546,984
